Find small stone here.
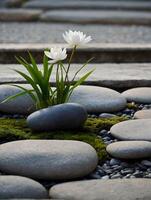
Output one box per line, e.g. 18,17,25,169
106,141,151,159
101,175,109,180
99,113,116,118
0,175,48,199
110,173,121,179
121,169,134,175
141,160,151,167
27,103,87,131
110,158,121,166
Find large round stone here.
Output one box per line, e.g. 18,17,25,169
27,103,87,131
49,179,151,200
0,140,98,180
110,119,151,141
134,109,151,119
69,86,126,113
0,85,35,114
106,141,151,159
122,87,151,103
0,175,48,199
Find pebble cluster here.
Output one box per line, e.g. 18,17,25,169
88,103,151,180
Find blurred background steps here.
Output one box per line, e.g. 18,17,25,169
1,43,151,64
23,0,151,11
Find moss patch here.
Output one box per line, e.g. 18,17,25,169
0,116,127,160
127,103,138,110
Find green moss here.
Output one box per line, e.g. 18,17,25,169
85,116,128,132
127,103,138,110
0,116,127,160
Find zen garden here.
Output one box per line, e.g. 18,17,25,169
2,0,151,199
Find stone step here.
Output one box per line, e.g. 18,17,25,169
1,22,151,44
23,0,151,11
1,43,151,64
0,8,42,21
40,10,151,25
1,63,151,89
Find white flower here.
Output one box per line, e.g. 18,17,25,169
44,47,67,63
63,30,92,47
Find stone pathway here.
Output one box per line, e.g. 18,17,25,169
1,64,151,89
23,0,151,11
1,0,151,199
1,23,151,44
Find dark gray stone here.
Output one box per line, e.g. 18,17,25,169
110,119,151,141
27,103,87,131
49,179,151,200
106,141,151,159
0,140,98,180
0,175,48,199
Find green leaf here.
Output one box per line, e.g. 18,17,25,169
14,69,43,101
68,69,94,100
11,84,37,103
72,57,94,82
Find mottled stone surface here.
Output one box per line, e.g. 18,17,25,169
69,86,126,113
106,141,151,159
122,87,151,103
134,109,151,119
0,175,48,199
0,140,98,180
49,179,151,200
110,119,151,141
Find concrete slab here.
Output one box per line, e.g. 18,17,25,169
0,63,151,89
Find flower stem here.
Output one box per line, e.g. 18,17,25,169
65,45,77,83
